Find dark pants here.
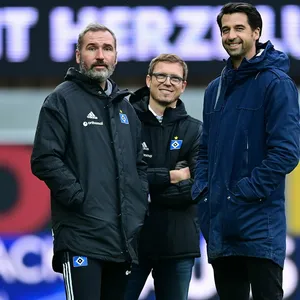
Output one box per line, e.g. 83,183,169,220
124,256,194,300
212,256,283,300
61,252,129,300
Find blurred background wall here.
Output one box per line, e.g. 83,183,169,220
0,0,300,299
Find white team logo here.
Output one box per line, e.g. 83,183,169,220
142,142,152,158
83,111,102,126
87,111,98,119
142,142,149,151
83,121,103,127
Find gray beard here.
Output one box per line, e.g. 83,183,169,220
80,60,115,82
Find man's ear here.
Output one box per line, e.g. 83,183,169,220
75,49,80,64
146,75,151,88
254,27,260,41
114,51,118,66
181,81,187,93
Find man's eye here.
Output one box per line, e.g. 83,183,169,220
157,75,166,80
171,77,181,82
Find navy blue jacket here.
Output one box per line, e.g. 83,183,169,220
192,41,300,268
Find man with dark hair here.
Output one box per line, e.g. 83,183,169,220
192,2,300,300
31,23,148,300
124,54,202,300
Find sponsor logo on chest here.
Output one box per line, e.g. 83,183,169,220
142,141,152,158
82,111,103,127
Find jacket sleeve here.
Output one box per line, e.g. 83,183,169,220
31,92,84,209
135,116,149,194
192,91,210,201
147,167,171,186
151,123,202,207
234,78,300,200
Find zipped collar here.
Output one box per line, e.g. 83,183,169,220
64,67,132,103
129,86,188,124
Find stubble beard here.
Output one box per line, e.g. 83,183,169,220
151,92,177,107
225,39,254,62
225,43,243,58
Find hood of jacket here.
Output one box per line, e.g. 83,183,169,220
129,86,189,124
64,67,131,102
224,40,290,82
212,40,291,105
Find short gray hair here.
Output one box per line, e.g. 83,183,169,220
77,23,117,51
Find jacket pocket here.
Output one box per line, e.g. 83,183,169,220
223,190,269,241
241,131,249,178
236,88,264,111
235,92,264,133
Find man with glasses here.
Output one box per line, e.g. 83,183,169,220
124,54,202,300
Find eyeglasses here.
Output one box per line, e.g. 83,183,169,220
151,73,184,85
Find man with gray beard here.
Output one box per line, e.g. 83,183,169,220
31,23,148,300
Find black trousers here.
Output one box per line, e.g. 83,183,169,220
61,251,130,300
211,256,283,300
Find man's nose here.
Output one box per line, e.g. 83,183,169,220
228,29,237,40
164,76,172,85
95,48,105,59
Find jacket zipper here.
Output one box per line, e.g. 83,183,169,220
106,98,131,262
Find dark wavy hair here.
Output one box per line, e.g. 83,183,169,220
217,2,263,42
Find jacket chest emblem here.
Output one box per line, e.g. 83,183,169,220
82,111,103,127
87,111,98,119
142,141,152,158
119,110,129,124
142,142,149,151
170,136,183,150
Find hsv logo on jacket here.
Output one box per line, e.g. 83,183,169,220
170,136,183,150
119,109,129,124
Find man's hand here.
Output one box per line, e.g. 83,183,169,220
170,167,191,184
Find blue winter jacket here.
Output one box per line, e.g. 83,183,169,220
192,41,300,268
